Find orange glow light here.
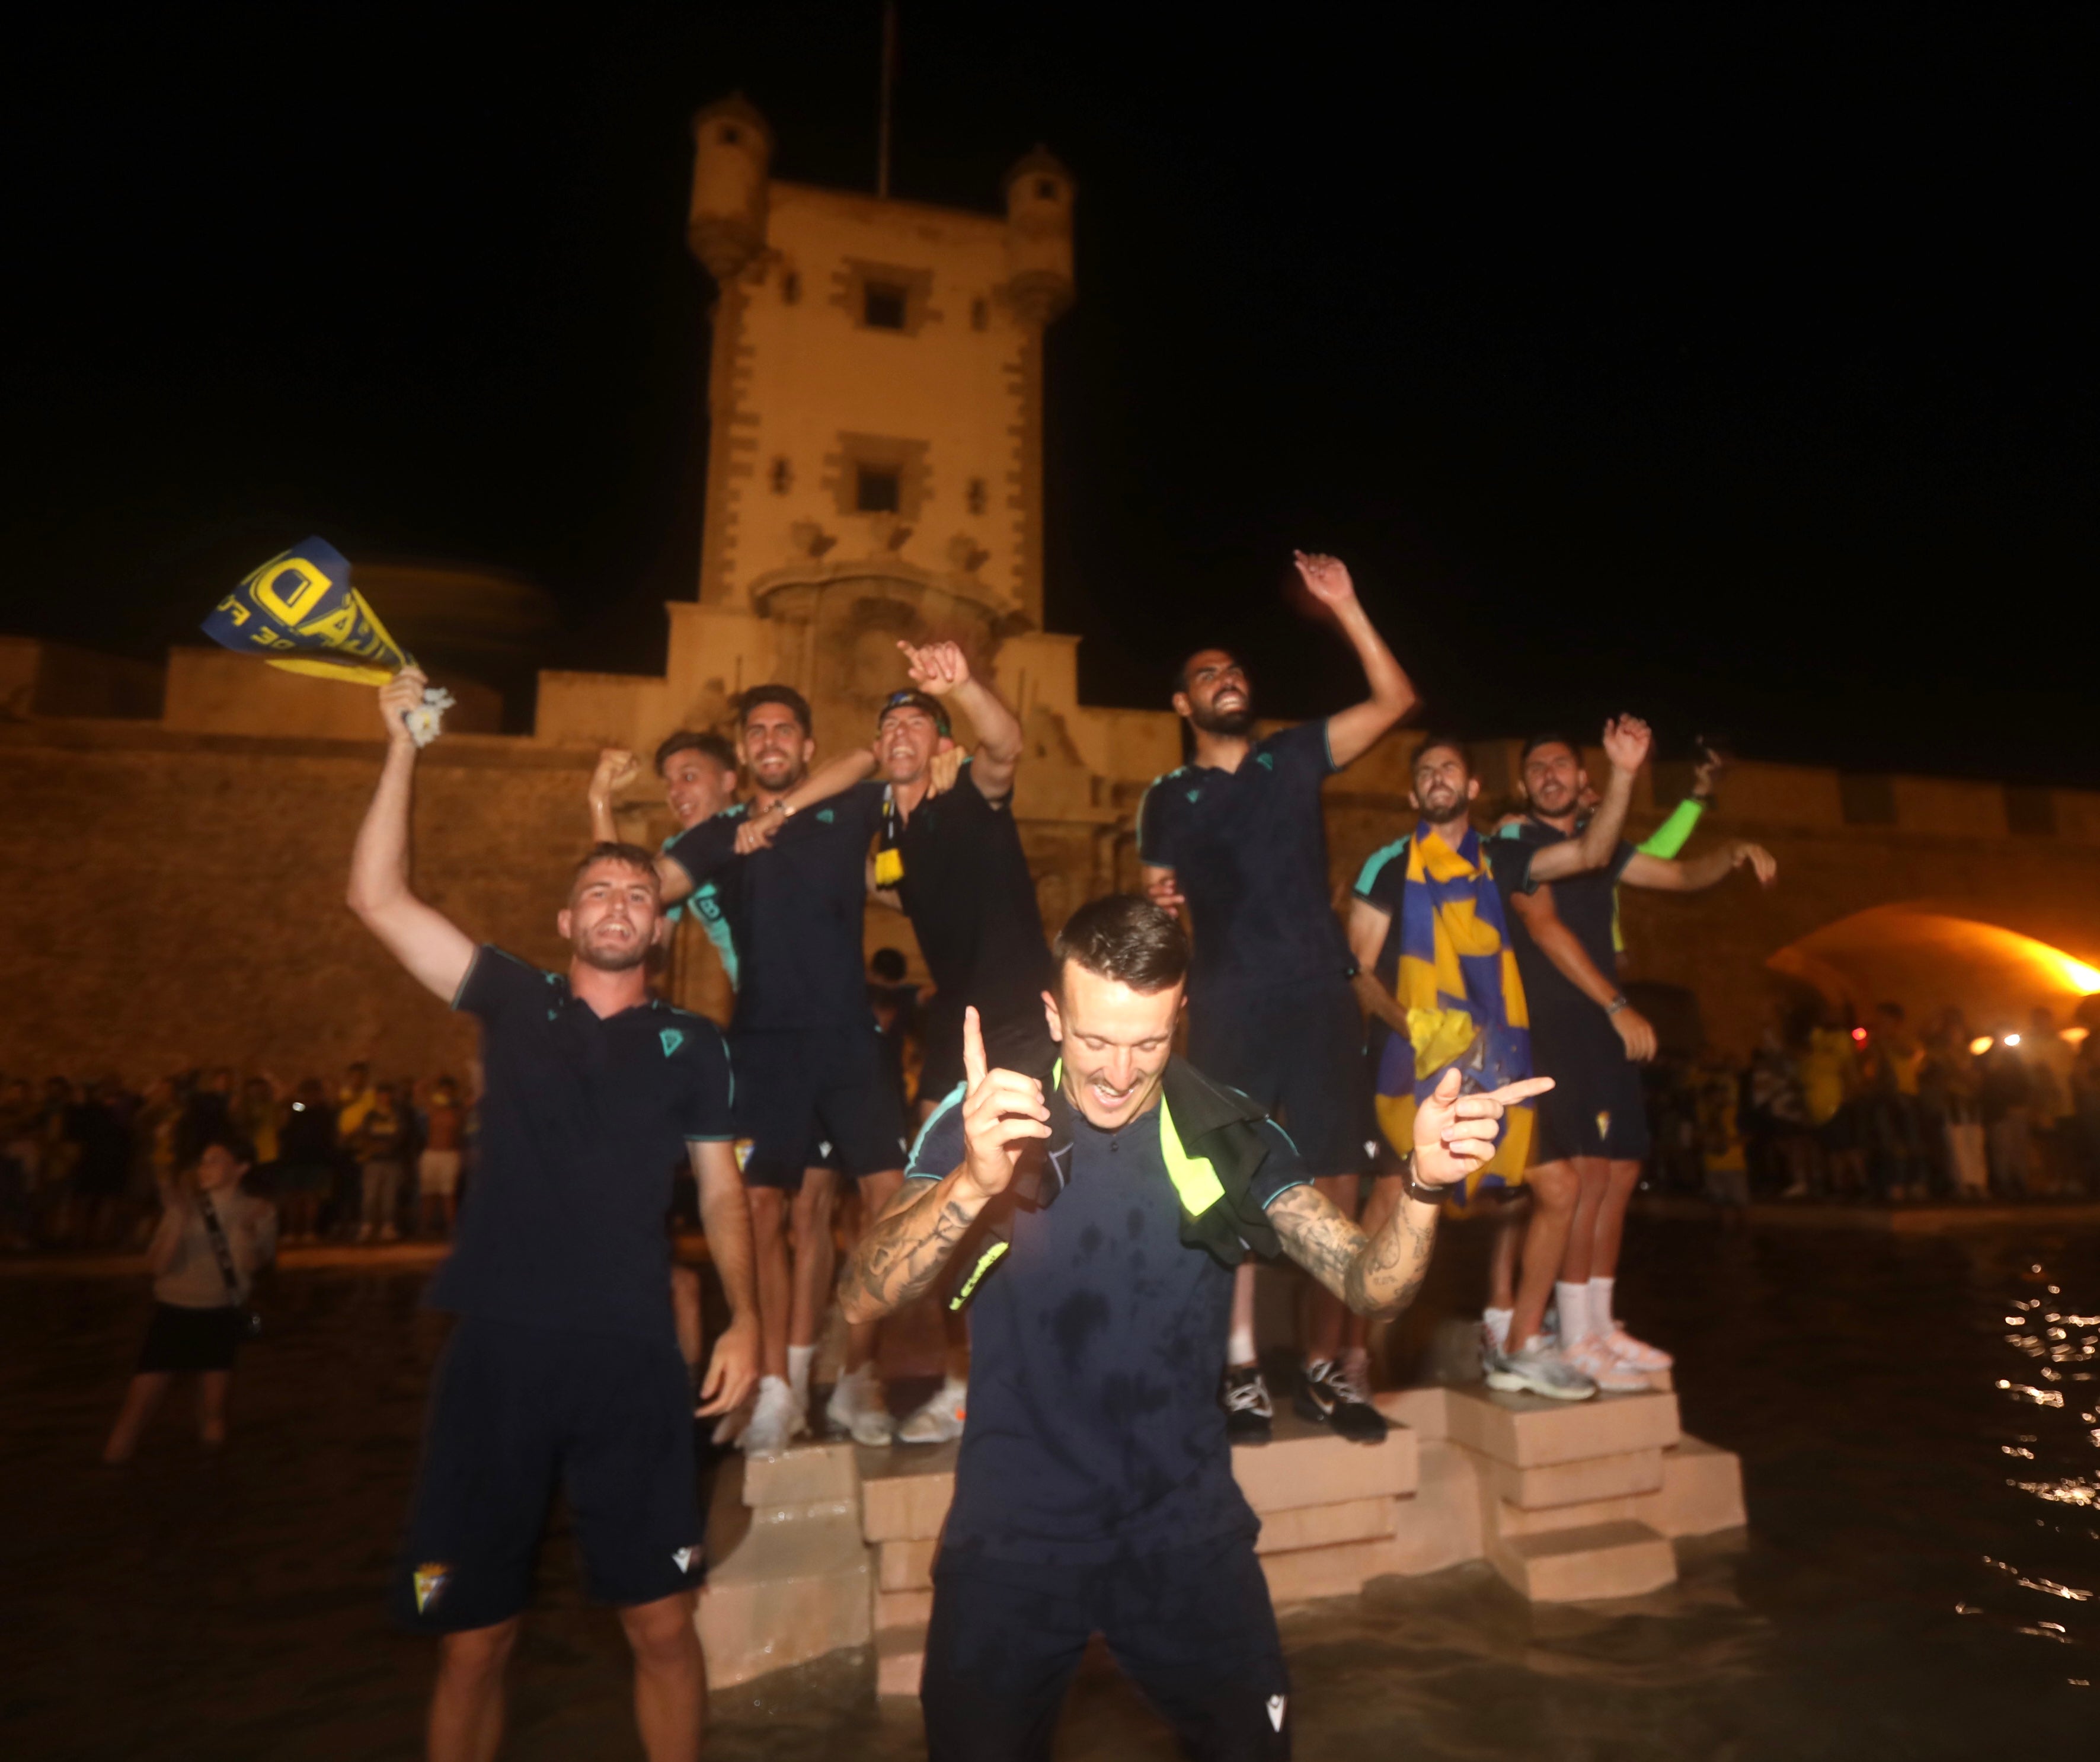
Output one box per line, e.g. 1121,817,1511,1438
1969,1035,1994,1055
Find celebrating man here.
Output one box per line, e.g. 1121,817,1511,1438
1139,551,1415,1439
350,668,759,1762
842,895,1546,1759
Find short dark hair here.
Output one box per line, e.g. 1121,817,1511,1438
737,684,812,735
869,946,907,984
1053,895,1189,994
1411,733,1471,775
1172,646,1237,696
571,841,662,892
1520,731,1581,767
654,729,737,776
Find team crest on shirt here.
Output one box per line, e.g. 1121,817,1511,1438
1185,787,1201,802
672,1546,699,1573
1257,752,1274,770
815,807,835,823
414,1562,452,1613
660,1028,686,1058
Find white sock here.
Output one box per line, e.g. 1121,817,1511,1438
1556,1281,1592,1344
787,1345,814,1405
1590,1277,1617,1335
1482,1307,1513,1349
1227,1320,1258,1369
759,1373,789,1400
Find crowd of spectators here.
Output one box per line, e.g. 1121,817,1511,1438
0,1061,480,1254
1644,1000,2100,1206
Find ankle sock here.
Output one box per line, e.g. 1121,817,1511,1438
1227,1320,1258,1369
1589,1276,1617,1335
1482,1307,1513,1349
787,1344,814,1406
1555,1281,1592,1344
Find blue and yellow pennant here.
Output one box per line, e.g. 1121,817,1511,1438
1375,823,1535,1205
201,538,410,687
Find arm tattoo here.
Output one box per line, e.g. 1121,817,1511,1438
1268,1185,1438,1320
839,1173,985,1321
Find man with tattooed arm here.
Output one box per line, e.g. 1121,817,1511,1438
839,894,1546,1760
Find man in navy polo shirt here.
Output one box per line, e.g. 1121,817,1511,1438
1139,550,1415,1441
840,895,1546,1759
349,668,760,1762
657,685,912,1453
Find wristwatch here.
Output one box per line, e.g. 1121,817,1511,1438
1606,993,1629,1016
1398,1155,1447,1207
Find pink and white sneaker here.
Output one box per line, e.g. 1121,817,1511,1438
1563,1336,1650,1393
1604,1327,1673,1373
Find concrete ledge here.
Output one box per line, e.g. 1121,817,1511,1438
1445,1383,1680,1469
859,1442,958,1542
876,1624,928,1699
880,1537,939,1592
1254,1496,1398,1556
1373,1440,1482,1578
744,1441,858,1508
1486,1447,1666,1511
698,1502,870,1688
1260,1534,1399,1606
1646,1436,1747,1537
874,1587,934,1630
1494,1520,1676,1602
1372,1386,1449,1439
1230,1410,1418,1511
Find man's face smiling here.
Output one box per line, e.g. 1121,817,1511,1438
661,751,733,829
741,705,813,794
1523,743,1584,819
878,706,950,786
560,859,664,973
1043,965,1182,1131
1410,747,1478,827
1175,650,1254,738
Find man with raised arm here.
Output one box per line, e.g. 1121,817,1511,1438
653,685,912,1453
1347,722,1650,1402
349,668,759,1762
841,895,1546,1760
733,640,1054,1444
1495,731,1777,1388
1138,551,1415,1441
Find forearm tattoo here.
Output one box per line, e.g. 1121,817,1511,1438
840,1175,982,1319
1268,1185,1437,1319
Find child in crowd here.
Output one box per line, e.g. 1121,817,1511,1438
101,1137,276,1463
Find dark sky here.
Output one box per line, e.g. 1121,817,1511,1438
7,6,2095,781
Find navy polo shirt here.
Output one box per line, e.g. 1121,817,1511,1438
1136,720,1353,1003
664,783,886,1032
1494,819,1635,1045
906,1084,1307,1565
428,947,734,1344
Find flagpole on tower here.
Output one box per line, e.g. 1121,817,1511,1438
877,0,897,199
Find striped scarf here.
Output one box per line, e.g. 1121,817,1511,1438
1373,823,1535,1204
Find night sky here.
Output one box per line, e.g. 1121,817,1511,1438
7,7,2094,782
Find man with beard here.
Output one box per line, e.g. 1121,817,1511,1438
841,895,1550,1758
1496,731,1776,1388
655,686,912,1452
736,639,1053,1445
350,668,760,1762
1349,724,1648,1400
1138,551,1413,1441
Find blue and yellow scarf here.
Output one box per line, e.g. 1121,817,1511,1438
1373,823,1535,1204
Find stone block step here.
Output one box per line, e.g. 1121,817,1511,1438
859,1439,958,1542
876,1623,928,1699
1373,1386,1450,1439
743,1439,857,1509
1492,1520,1676,1602
1230,1409,1418,1513
1254,1495,1398,1556
1376,1439,1482,1577
1648,1436,1746,1537
1260,1533,1397,1606
1487,1446,1665,1511
880,1536,939,1591
698,1456,871,1688
1444,1382,1680,1469
874,1586,934,1631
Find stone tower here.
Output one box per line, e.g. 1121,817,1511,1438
682,94,1076,758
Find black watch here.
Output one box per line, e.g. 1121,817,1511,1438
1398,1157,1447,1206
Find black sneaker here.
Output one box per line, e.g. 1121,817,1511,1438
1221,1364,1273,1443
1293,1359,1389,1442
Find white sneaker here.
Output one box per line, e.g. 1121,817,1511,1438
740,1375,806,1457
1484,1335,1597,1401
826,1364,895,1447
895,1377,968,1445
1603,1327,1673,1372
1563,1335,1652,1393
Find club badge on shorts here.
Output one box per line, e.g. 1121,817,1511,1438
1595,1110,1612,1143
672,1546,699,1573
413,1562,452,1614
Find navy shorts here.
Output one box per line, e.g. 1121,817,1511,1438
1532,1021,1652,1163
390,1317,703,1633
731,1023,910,1189
1188,976,1376,1178
922,1533,1290,1761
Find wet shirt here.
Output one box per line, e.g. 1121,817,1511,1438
428,946,734,1343
906,1089,1307,1564
152,1189,277,1308
1494,819,1634,1046
1137,720,1353,1002
666,783,886,1031
883,761,1052,1034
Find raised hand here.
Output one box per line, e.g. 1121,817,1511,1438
1292,550,1357,608
1143,867,1186,913
1411,1067,1556,1188
1730,841,1778,887
590,748,640,803
1602,714,1652,775
378,667,428,746
957,1006,1051,1201
898,639,970,697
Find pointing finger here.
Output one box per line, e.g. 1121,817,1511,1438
1486,1075,1555,1105
962,1006,987,1090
